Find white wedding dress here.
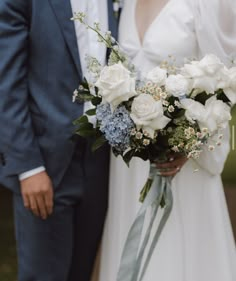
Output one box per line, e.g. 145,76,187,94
98,0,236,280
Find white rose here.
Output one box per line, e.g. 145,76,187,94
165,74,189,97
199,54,224,75
217,66,230,89
95,62,136,109
180,98,207,124
222,67,236,105
192,76,218,94
146,67,167,86
204,97,231,133
130,94,171,138
181,61,205,78
181,54,224,94
181,97,231,134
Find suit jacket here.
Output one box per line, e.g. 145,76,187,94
0,0,117,193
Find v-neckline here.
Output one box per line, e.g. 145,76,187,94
134,0,173,47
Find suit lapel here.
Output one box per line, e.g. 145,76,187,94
48,0,82,78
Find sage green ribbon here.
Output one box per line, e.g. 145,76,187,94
116,165,173,281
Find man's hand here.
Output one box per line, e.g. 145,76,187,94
155,154,188,177
20,171,54,219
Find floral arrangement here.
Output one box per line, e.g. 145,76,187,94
72,13,235,175
71,13,236,281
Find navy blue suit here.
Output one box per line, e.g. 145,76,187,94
0,1,117,280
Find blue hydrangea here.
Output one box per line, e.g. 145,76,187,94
96,103,112,121
96,104,134,152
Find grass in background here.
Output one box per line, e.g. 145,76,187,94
0,188,17,281
222,106,236,185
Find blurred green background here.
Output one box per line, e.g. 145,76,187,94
222,106,236,184
0,107,235,281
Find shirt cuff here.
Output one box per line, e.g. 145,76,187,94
19,166,46,181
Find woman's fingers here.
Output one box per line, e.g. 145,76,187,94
154,154,188,177
156,157,187,169
160,166,181,177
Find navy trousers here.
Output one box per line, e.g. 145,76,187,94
13,139,109,281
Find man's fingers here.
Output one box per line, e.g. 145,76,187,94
29,196,40,217
22,194,30,209
20,171,54,218
44,189,54,216
36,195,48,220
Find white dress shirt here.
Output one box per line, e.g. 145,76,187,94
19,0,108,181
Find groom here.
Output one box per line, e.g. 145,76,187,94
0,1,117,280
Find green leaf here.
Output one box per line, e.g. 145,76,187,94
92,96,102,106
77,93,94,102
80,78,90,90
92,135,107,152
85,108,96,116
139,178,153,203
194,92,214,105
217,90,231,104
123,149,136,166
171,108,185,118
74,121,95,138
76,130,96,137
134,149,149,161
94,86,99,95
112,148,122,157
79,122,94,130
73,115,89,126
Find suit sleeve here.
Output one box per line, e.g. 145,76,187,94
0,0,44,176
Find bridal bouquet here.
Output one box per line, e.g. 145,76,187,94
72,13,235,281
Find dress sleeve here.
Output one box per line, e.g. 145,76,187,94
194,126,231,176
193,0,236,64
191,0,235,175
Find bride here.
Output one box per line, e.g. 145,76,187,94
98,0,236,280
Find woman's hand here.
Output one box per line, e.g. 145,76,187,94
155,154,188,177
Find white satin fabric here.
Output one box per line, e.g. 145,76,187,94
99,0,236,281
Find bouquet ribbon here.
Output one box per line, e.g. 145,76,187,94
117,165,173,281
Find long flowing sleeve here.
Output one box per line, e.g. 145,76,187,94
192,0,236,175
193,0,236,64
